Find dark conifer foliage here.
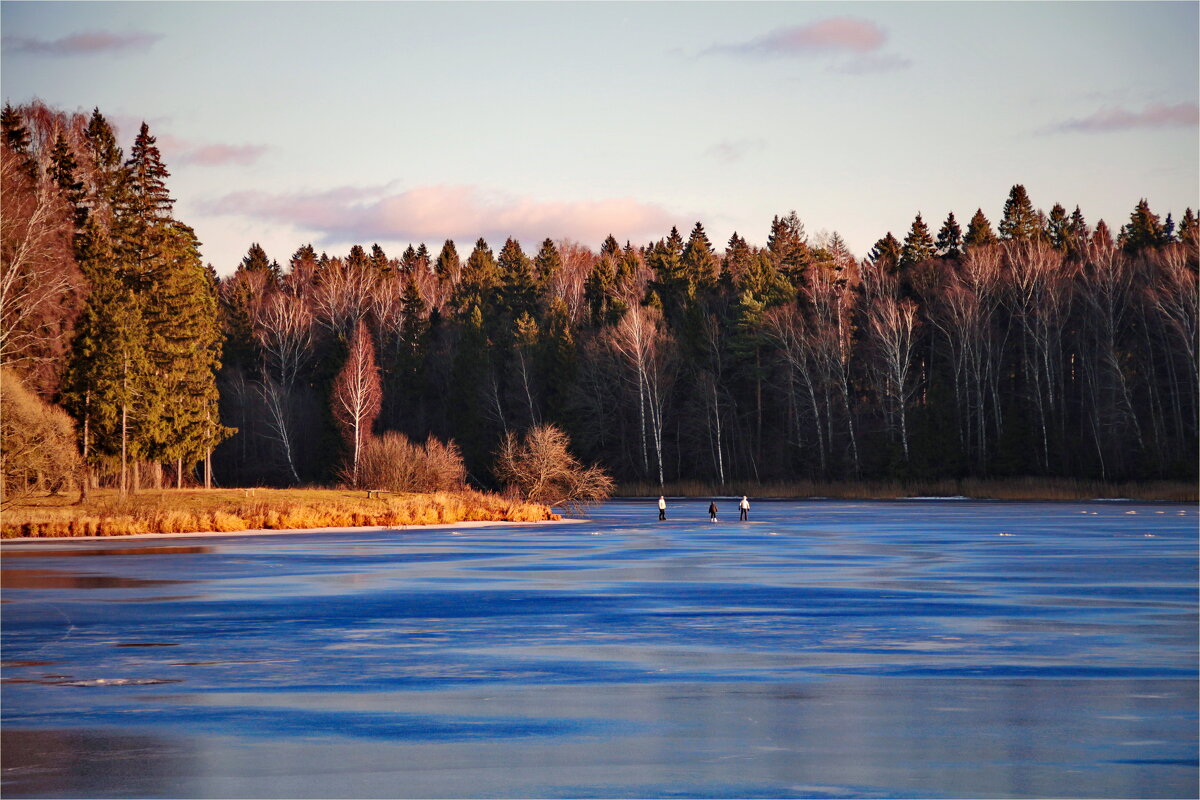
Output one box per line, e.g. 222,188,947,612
8,106,1196,492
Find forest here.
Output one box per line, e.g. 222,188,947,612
2,101,1197,500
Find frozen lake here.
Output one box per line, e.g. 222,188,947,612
2,499,1196,798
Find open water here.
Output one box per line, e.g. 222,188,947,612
1,499,1196,798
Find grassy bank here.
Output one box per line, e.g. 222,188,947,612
1,488,559,539
618,477,1197,502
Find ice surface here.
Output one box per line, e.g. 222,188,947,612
2,499,1196,798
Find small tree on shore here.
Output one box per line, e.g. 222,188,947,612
332,320,381,486
495,424,614,512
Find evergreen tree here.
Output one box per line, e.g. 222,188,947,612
534,238,562,291
935,212,962,260
964,208,997,248
414,243,431,273
900,213,937,269
346,244,369,271
1,104,37,180
370,243,390,273
1118,199,1165,253
1179,208,1198,243
62,274,153,495
869,232,902,271
600,234,620,259
1163,213,1176,244
498,237,536,318
240,243,276,280
681,221,720,293
1046,203,1069,252
82,109,125,222
454,238,500,313
48,131,88,229
435,239,461,283
538,297,577,425
767,210,809,284
998,184,1041,241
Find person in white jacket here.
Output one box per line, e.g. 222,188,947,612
658,495,667,521
739,496,750,521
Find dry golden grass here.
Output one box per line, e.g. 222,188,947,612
619,477,1197,502
1,487,559,539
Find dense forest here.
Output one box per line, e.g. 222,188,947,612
3,101,1197,498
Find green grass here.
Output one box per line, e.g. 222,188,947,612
1,487,558,539
618,477,1197,502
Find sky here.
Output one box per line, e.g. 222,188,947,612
3,0,1197,275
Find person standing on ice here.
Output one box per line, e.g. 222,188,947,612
739,496,749,521
708,500,718,522
658,495,667,520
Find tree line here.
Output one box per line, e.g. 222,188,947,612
2,101,1197,500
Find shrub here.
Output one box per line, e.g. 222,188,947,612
494,424,614,512
1,369,80,505
352,432,466,492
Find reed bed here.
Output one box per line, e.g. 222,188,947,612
618,477,1197,502
1,488,558,539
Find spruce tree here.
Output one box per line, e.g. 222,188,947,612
900,213,936,269
767,211,809,284
534,238,562,291
498,237,536,318
454,238,500,313
964,209,998,248
370,243,390,274
2,104,37,180
435,239,460,283
681,222,719,293
240,243,275,279
1046,204,1069,251
869,232,902,271
999,184,1041,241
48,131,88,229
935,212,962,260
1118,199,1165,253
1179,208,1197,243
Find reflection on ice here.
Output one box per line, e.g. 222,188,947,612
1,499,1195,798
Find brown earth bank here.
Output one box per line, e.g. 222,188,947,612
620,477,1198,502
0,488,559,540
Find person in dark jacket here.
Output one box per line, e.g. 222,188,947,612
708,500,718,522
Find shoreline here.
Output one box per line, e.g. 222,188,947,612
0,517,586,545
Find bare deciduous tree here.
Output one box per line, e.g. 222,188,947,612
332,321,382,486
495,424,614,512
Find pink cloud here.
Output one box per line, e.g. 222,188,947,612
709,18,886,57
1053,103,1199,133
3,31,161,56
200,185,684,246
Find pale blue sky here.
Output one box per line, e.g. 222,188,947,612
3,1,1197,273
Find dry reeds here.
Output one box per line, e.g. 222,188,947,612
1,487,558,539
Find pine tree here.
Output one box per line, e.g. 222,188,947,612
347,244,369,271
900,213,937,269
600,234,621,259
935,212,962,260
964,209,998,248
538,297,577,425
999,184,1041,241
